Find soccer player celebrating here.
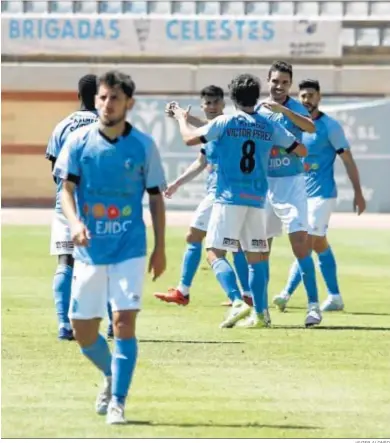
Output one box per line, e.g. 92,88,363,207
172,73,304,328
154,86,252,308
53,71,167,424
233,61,321,327
46,74,98,340
274,79,366,312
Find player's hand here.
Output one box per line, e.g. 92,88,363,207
262,100,284,113
164,182,180,199
148,247,166,281
353,192,366,215
71,220,90,246
165,101,179,118
172,105,191,121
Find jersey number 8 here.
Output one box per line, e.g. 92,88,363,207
240,140,256,173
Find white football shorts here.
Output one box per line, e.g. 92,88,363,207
69,256,146,320
50,211,74,255
205,203,268,253
190,193,215,232
266,174,308,238
307,197,336,236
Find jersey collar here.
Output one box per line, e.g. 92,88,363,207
98,121,132,144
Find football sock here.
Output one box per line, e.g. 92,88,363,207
318,246,340,296
81,334,112,377
284,260,302,297
179,242,202,295
298,255,319,304
232,250,251,294
211,257,242,302
248,261,268,315
53,264,73,330
111,337,138,406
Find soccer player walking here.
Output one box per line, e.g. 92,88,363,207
46,74,98,340
172,74,304,328
54,71,167,424
274,79,366,312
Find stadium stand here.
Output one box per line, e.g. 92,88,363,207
0,0,389,17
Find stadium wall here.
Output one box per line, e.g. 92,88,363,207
2,64,390,212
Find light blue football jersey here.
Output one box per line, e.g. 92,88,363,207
303,112,350,199
46,109,98,213
256,97,310,178
201,141,218,195
53,122,166,266
200,110,297,208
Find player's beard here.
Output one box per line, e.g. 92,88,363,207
100,110,127,128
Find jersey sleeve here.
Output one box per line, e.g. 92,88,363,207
196,115,227,142
53,133,81,184
45,129,61,162
145,140,167,194
327,119,350,153
272,121,298,149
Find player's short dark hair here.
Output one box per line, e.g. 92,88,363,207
78,74,97,109
200,85,224,99
268,60,293,81
98,70,135,98
228,74,260,107
298,79,321,92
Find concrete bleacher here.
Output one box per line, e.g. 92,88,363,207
2,1,390,49
2,1,390,17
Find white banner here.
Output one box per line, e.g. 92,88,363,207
1,16,342,58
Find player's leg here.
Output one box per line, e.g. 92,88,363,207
69,260,112,416
286,182,321,326
106,302,114,339
205,204,250,328
50,212,75,340
237,207,270,328
107,256,146,424
309,198,343,311
232,248,252,305
154,195,212,305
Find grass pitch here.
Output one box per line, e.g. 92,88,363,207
2,226,390,438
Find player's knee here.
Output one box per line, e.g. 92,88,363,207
313,236,329,254
71,319,100,348
290,231,309,259
207,248,225,265
186,228,205,244
113,311,137,339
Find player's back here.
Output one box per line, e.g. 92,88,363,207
304,113,348,199
213,111,278,208
46,110,98,212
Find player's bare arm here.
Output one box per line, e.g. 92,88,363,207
165,153,207,199
166,101,208,128
61,180,90,246
173,107,207,146
148,193,167,281
263,100,315,133
339,150,366,215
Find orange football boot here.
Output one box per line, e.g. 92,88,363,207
154,288,189,306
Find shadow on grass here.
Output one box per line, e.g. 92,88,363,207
275,325,390,331
346,311,390,317
124,420,320,430
140,339,244,344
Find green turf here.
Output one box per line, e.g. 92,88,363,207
2,226,390,438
